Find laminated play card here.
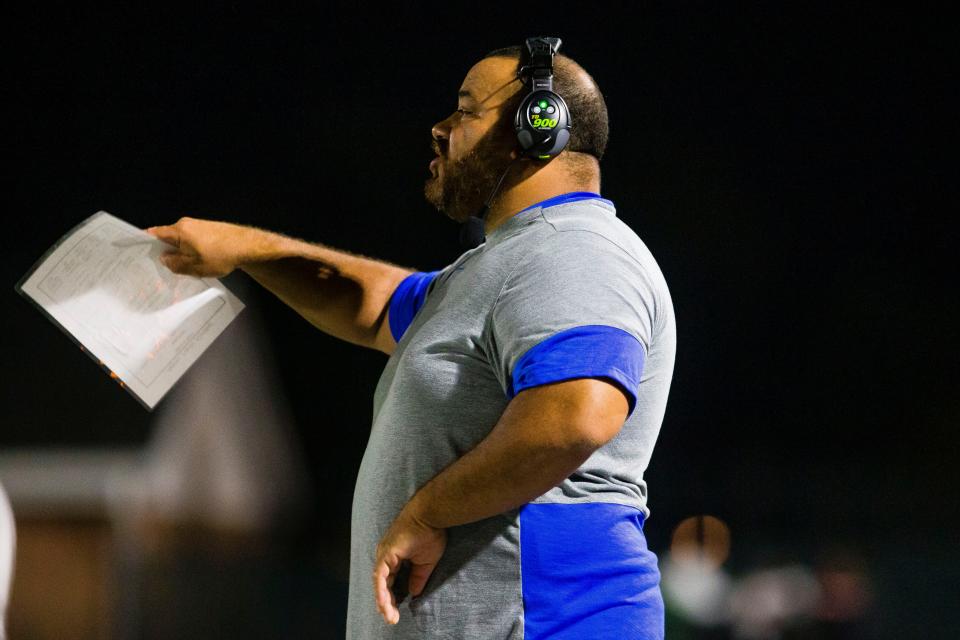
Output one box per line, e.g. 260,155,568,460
15,211,245,410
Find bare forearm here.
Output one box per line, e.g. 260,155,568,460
237,228,412,351
406,400,597,529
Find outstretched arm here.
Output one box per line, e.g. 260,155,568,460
146,217,412,355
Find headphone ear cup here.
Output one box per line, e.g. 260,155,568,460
517,129,535,151
514,89,571,159
553,128,570,153
514,91,534,151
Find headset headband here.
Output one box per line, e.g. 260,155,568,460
518,37,562,92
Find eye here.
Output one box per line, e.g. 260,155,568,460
457,108,473,116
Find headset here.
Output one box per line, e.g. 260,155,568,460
514,36,572,160
459,36,571,249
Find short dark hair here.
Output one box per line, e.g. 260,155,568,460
483,45,609,162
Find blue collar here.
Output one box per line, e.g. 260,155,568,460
515,191,614,215
484,191,616,247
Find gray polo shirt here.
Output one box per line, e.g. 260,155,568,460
347,192,676,639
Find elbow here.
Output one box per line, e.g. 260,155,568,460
537,424,611,463
562,418,624,454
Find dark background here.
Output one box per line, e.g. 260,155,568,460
4,2,956,637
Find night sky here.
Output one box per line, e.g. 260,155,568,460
4,3,956,632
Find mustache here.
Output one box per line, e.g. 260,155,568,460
431,140,447,157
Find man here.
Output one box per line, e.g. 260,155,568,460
147,42,675,639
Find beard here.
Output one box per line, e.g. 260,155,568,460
424,130,514,224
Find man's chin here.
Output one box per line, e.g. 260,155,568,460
424,181,469,223
423,179,443,213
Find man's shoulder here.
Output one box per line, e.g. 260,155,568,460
535,201,666,283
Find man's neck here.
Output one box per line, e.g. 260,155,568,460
483,170,601,236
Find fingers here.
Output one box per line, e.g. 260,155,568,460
373,557,400,624
145,225,180,248
158,252,200,276
146,218,236,279
407,560,436,598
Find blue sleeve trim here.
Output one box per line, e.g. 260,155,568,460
519,503,664,638
387,270,441,343
508,324,646,419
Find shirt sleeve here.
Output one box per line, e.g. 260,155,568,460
488,231,656,419
388,270,442,343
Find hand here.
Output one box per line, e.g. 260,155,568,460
373,505,447,625
145,217,251,278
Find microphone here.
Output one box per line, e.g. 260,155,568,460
458,212,486,250
459,157,521,251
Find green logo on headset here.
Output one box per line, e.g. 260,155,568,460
531,114,558,129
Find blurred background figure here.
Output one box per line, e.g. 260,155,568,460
811,549,875,634
661,515,735,634
661,514,882,639
0,275,326,639
0,482,13,640
728,564,821,639
106,275,319,639
110,276,311,536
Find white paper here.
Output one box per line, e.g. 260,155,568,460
15,211,245,410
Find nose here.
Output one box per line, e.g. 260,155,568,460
431,115,452,148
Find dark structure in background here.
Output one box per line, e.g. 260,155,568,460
3,4,955,638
